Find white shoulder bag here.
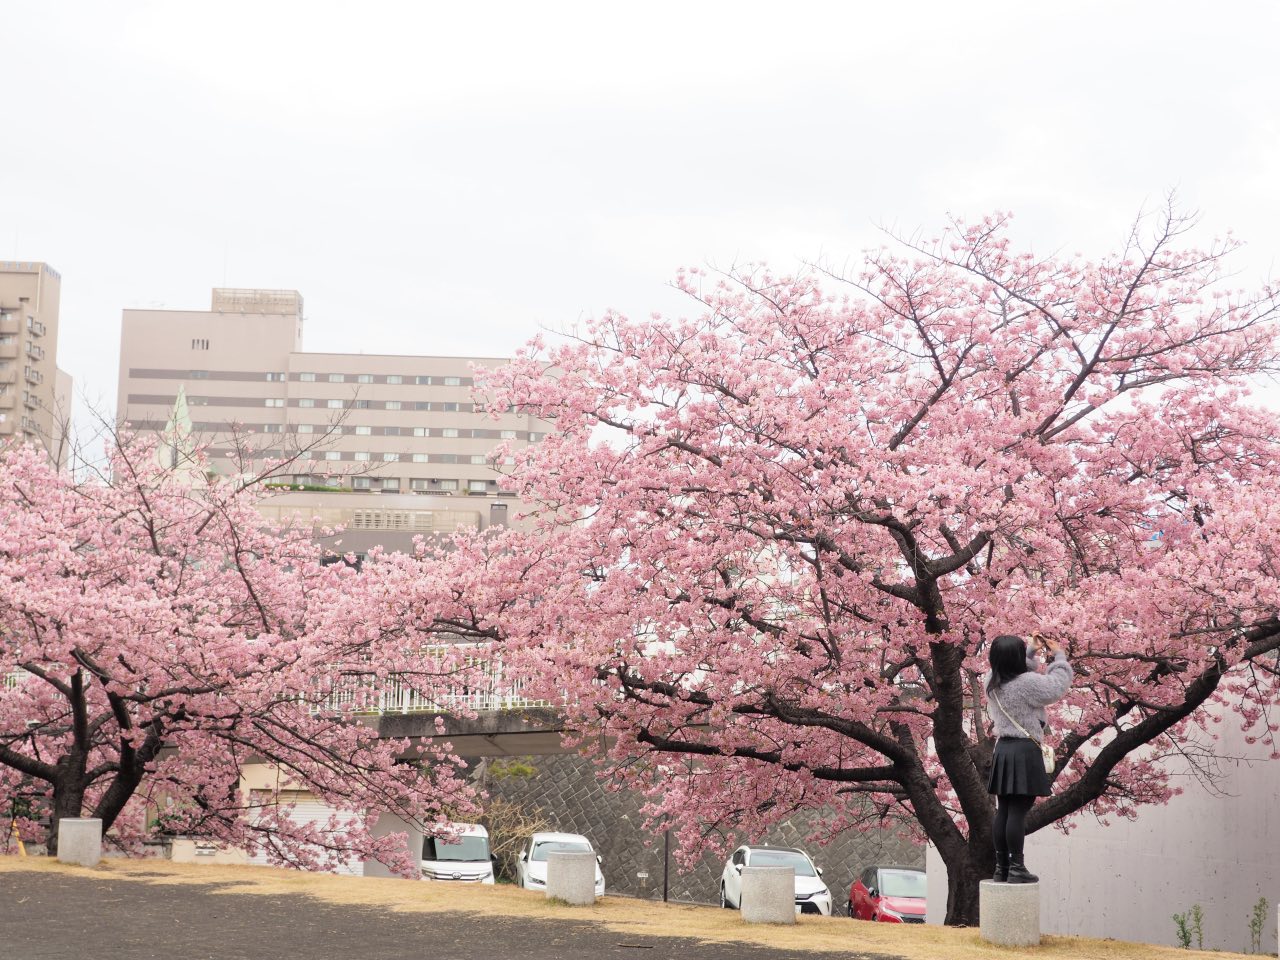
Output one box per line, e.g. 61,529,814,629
991,690,1055,774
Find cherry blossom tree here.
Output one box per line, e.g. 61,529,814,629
470,205,1280,924
0,436,479,872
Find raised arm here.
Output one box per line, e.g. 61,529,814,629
1017,650,1073,707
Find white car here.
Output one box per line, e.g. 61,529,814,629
719,844,833,916
420,823,495,883
516,831,606,897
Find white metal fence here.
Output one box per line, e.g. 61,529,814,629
4,660,549,715
325,661,549,715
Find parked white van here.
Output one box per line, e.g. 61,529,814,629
420,823,495,883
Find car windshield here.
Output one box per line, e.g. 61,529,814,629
531,840,592,861
879,870,927,898
422,835,490,863
748,850,816,877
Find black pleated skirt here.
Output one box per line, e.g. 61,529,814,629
988,737,1052,797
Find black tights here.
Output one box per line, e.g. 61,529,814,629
992,794,1035,860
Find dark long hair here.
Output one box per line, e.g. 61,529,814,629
986,634,1028,692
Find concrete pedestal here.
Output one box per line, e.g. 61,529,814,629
546,852,597,905
57,818,102,867
740,866,796,925
980,880,1040,947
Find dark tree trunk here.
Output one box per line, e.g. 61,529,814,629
944,849,984,926
48,776,87,857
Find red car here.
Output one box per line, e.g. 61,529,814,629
848,866,926,922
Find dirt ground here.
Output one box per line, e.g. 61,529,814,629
0,857,1257,960
0,863,890,960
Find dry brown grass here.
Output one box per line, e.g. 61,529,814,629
0,855,1253,960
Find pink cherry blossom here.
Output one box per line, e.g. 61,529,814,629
463,203,1280,925
0,436,479,874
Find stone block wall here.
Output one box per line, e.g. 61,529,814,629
482,753,922,914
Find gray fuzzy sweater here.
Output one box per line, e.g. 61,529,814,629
985,651,1073,742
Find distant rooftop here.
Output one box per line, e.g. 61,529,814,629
211,287,303,316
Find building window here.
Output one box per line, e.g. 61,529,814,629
468,480,489,493
415,401,430,411
353,399,370,409
298,398,315,408
439,479,459,491
266,372,286,381
438,454,458,464
355,426,371,436
188,396,207,406
383,452,400,462
297,424,314,434
328,373,345,383
354,452,370,461
190,370,209,379
412,453,428,463
470,455,488,465
262,424,282,433
412,427,428,437
265,398,284,407
530,432,546,441
442,402,459,412
384,426,402,437
353,477,372,490
411,478,430,491
500,429,517,439
382,478,401,492
443,376,462,386
327,399,343,409
385,400,402,411
356,374,374,384
191,338,209,350
415,375,431,385
441,428,459,438
386,375,403,384
324,451,342,461
299,372,316,382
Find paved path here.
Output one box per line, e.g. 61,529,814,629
0,870,899,960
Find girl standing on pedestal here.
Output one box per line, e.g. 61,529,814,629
985,633,1073,883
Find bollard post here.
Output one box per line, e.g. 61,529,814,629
979,879,1040,947
56,818,103,867
740,866,796,924
546,851,597,905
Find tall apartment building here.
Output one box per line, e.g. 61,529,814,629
117,288,549,552
0,261,74,464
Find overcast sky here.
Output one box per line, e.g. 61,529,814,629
5,1,1280,435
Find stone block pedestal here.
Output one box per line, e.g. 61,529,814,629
980,879,1040,946
546,852,597,905
57,818,102,867
740,866,795,925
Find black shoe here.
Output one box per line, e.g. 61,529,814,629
1006,858,1038,884
992,852,1010,883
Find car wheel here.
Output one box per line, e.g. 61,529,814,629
720,885,732,909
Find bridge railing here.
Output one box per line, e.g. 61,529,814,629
5,659,552,715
